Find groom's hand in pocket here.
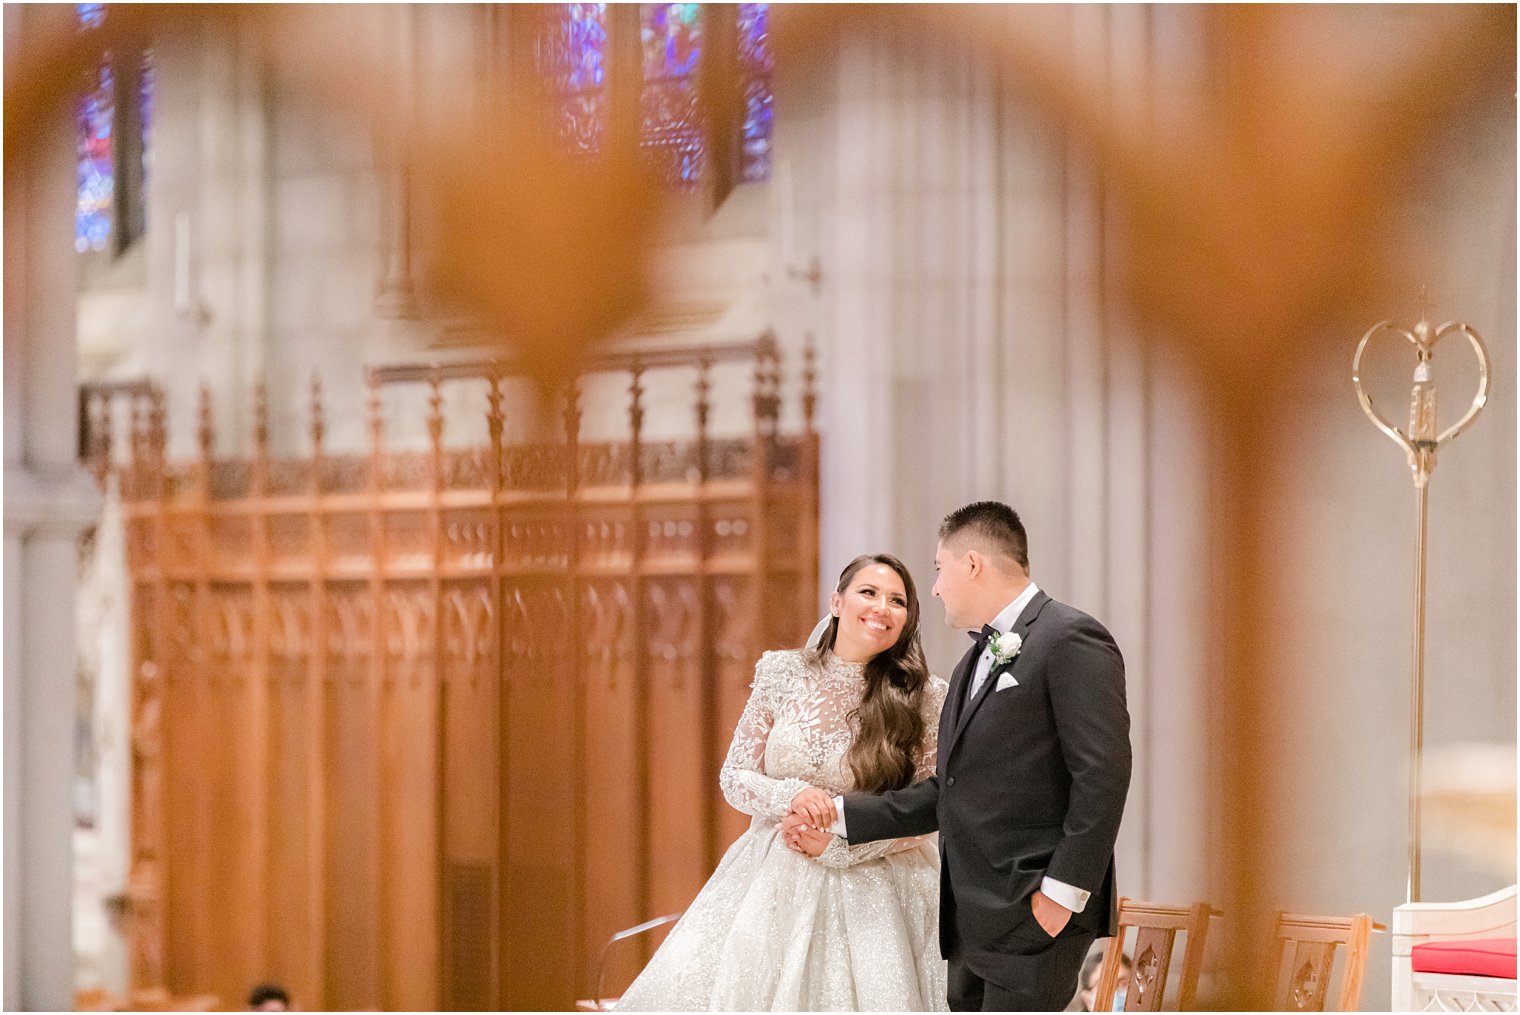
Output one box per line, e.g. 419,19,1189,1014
1030,889,1072,937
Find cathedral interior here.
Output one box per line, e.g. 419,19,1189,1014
4,4,1516,1011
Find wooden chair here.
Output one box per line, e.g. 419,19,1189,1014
574,912,683,1011
1267,911,1385,1011
1092,898,1219,1011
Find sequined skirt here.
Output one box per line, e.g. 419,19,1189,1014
615,819,947,1011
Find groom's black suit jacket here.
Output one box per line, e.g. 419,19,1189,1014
844,591,1131,964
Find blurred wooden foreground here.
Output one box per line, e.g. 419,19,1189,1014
87,338,820,1010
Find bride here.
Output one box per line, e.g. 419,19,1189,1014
616,553,949,1011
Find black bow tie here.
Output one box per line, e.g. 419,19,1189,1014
969,624,999,652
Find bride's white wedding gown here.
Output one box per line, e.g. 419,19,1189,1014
616,649,950,1011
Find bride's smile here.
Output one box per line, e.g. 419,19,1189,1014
832,563,911,662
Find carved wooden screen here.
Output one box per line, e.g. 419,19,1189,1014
87,336,819,1011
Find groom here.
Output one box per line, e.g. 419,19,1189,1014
785,501,1131,1011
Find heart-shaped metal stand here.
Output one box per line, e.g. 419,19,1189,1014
1350,315,1490,904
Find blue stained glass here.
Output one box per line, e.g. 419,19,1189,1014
77,3,105,29
539,3,770,188
737,3,772,182
642,3,701,81
141,51,154,189
550,3,607,93
76,60,114,251
640,4,703,187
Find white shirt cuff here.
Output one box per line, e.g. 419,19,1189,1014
828,795,847,837
1040,876,1090,913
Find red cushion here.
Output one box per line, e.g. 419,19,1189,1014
1412,938,1517,979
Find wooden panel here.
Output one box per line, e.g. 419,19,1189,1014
323,583,381,1010
106,341,819,1012
265,586,316,1003
206,584,262,1005
444,862,494,1010
158,583,201,995
578,579,642,989
126,582,165,992
501,579,576,1010
441,580,498,1005
380,581,439,1010
645,578,709,918
442,511,495,573
179,583,215,994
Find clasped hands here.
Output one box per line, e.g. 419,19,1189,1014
775,787,837,858
777,789,1072,935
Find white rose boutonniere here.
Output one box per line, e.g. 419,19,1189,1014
989,631,1022,667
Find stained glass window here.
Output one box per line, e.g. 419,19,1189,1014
140,52,154,181
736,3,772,183
540,3,608,155
77,58,115,252
640,3,704,188
73,2,152,253
536,3,771,189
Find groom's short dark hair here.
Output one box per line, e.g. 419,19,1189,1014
940,501,1029,573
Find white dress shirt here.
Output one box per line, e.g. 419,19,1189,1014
829,582,1091,915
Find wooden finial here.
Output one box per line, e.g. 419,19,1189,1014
802,334,817,434
366,374,384,490
252,379,270,455
147,387,168,479
197,384,215,464
627,363,643,488
695,357,712,435
251,379,269,494
309,374,325,454
694,358,712,483
486,374,505,490
309,374,326,493
89,393,112,486
427,370,444,448
563,375,582,493
427,368,444,489
129,392,148,472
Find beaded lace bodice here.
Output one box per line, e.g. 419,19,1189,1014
616,647,951,1010
719,649,949,868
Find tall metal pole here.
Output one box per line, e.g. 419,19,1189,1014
1352,311,1489,905
1408,479,1427,902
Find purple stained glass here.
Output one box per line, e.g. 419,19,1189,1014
141,51,154,185
76,59,114,252
738,3,772,182
640,4,703,188
642,3,701,81
546,3,607,93
540,4,608,154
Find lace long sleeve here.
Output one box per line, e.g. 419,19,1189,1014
816,675,949,868
718,652,813,821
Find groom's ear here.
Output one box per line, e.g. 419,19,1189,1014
964,550,982,579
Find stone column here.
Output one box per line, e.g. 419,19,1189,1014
4,6,104,1009
807,8,1212,904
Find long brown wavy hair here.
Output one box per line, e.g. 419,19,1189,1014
805,554,931,793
